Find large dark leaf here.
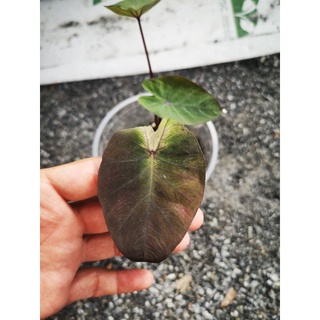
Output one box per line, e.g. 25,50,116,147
98,118,205,263
138,76,221,125
105,0,161,18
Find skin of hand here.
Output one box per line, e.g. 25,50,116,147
40,157,204,319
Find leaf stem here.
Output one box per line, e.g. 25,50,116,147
136,17,161,129
137,17,153,79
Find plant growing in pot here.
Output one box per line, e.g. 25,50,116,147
98,0,221,263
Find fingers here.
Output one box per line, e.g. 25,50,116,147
82,233,122,262
173,232,190,253
73,197,108,234
188,208,204,232
174,209,204,253
68,268,154,304
41,157,102,202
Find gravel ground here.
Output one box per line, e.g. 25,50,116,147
41,54,280,320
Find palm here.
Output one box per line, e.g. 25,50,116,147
40,158,203,319
41,185,84,317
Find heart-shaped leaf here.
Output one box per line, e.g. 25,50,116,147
98,118,205,263
105,0,161,18
138,76,221,125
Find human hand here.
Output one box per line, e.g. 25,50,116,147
40,157,204,319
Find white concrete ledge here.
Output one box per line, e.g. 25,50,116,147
41,0,280,84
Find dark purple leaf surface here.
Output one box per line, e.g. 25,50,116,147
98,118,205,262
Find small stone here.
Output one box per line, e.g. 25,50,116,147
221,245,230,258
192,250,201,260
211,217,219,227
219,261,228,269
206,287,214,297
203,310,214,320
232,268,242,278
149,287,159,295
214,292,221,301
231,310,239,317
57,109,67,117
269,289,276,300
248,226,253,239
77,308,84,314
242,127,250,135
165,298,175,309
145,301,150,307
193,303,201,313
210,234,218,242
198,288,205,295
175,294,183,301
115,307,122,314
216,309,223,317
211,272,216,282
167,273,176,280
220,287,237,308
250,280,260,289
132,307,140,314
175,274,193,293
163,286,174,294
269,273,279,282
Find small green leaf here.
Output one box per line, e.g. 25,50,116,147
105,0,161,18
139,76,221,125
98,118,205,263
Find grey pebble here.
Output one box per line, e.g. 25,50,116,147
231,310,239,317
167,273,176,280
203,309,215,320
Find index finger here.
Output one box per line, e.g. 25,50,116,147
41,157,102,202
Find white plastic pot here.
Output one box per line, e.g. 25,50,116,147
92,93,219,181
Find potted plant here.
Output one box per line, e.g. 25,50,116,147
97,0,221,263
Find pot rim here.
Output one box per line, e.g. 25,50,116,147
92,92,219,181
